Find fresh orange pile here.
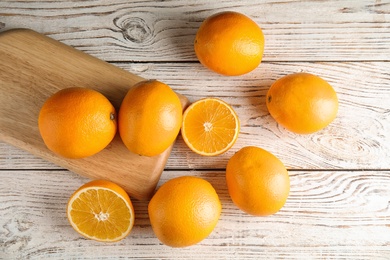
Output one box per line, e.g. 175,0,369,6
39,80,183,158
37,10,341,248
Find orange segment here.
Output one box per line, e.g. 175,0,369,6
67,180,135,242
181,98,240,156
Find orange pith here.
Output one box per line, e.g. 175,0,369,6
67,180,135,242
181,98,240,156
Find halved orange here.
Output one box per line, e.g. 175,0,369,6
181,98,240,156
66,180,135,242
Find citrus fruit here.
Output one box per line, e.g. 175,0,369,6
118,80,182,157
226,146,290,216
266,72,338,134
148,176,221,247
67,179,135,242
38,87,116,159
181,98,240,156
194,11,265,76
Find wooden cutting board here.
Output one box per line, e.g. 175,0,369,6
0,28,189,200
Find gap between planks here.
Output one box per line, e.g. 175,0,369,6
1,168,389,172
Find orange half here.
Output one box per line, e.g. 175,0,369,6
67,180,135,242
181,98,240,156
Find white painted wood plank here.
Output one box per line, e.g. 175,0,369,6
0,142,60,170
1,0,389,258
1,61,389,170
1,169,390,259
0,0,389,62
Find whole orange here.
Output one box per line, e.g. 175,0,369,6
226,146,290,216
194,11,265,76
266,72,338,134
38,87,116,159
118,80,182,157
148,176,221,247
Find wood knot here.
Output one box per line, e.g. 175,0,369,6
114,16,152,44
340,7,354,13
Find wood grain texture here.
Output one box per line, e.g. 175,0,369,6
1,169,390,259
1,61,389,170
0,29,189,200
1,0,389,259
0,0,389,62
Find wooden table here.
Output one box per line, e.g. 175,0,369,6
1,1,389,259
